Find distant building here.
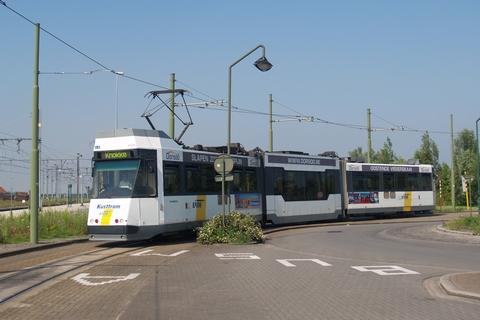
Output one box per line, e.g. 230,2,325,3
0,186,29,201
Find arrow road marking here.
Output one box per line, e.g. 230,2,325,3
276,259,332,267
72,273,140,286
130,249,190,257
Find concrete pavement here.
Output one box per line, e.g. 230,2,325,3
1,211,479,309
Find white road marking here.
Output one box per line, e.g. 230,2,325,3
351,265,420,276
72,273,140,286
215,253,261,260
130,249,190,257
276,259,332,267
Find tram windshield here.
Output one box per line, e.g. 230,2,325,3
92,159,157,198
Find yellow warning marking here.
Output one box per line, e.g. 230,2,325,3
196,195,206,221
101,208,114,225
403,192,412,212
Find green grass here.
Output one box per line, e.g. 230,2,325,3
445,215,480,235
0,209,88,244
435,205,474,213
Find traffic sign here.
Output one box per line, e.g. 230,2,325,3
214,155,234,174
215,174,234,182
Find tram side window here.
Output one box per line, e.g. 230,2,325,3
185,165,201,193
326,170,339,195
244,169,257,192
420,173,433,191
284,171,306,201
352,172,380,192
396,173,407,191
405,173,419,191
383,173,395,192
199,164,219,193
185,164,219,194
305,172,325,200
266,168,283,195
164,164,180,195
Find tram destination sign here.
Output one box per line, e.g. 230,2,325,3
267,155,336,167
183,151,249,167
362,165,420,173
96,150,134,160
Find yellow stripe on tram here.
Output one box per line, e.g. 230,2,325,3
403,191,412,212
101,208,114,225
196,195,206,221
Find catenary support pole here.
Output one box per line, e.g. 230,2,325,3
76,153,81,203
169,73,175,138
367,108,372,163
30,23,40,244
476,118,480,213
451,114,456,210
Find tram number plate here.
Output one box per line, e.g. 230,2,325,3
215,174,234,182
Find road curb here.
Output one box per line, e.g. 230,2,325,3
439,273,480,301
436,225,476,236
263,214,448,235
0,237,88,259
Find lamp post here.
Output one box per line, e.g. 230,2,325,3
227,44,273,155
114,71,124,129
224,45,272,214
476,117,480,213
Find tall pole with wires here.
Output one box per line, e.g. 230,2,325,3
169,73,175,137
269,94,273,152
450,114,456,210
367,108,372,163
30,23,40,244
76,153,82,204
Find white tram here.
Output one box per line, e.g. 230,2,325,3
87,128,435,241
87,129,262,240
344,162,434,216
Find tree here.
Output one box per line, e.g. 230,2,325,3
375,137,397,164
436,163,451,206
348,147,367,162
453,129,478,206
413,132,439,170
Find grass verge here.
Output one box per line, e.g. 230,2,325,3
197,211,265,244
0,209,87,244
444,215,480,235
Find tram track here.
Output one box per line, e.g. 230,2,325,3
0,240,148,305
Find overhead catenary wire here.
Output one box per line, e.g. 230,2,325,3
1,1,168,90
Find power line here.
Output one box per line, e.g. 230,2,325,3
1,1,168,90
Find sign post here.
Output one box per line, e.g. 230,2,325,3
214,155,234,228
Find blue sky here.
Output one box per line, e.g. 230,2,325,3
0,0,479,191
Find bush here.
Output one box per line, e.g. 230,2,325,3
197,211,265,244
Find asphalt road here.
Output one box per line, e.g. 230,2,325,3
0,221,479,320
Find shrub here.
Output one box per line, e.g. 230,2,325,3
197,211,265,244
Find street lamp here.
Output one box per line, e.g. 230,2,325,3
476,117,480,213
114,71,124,129
227,44,273,155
